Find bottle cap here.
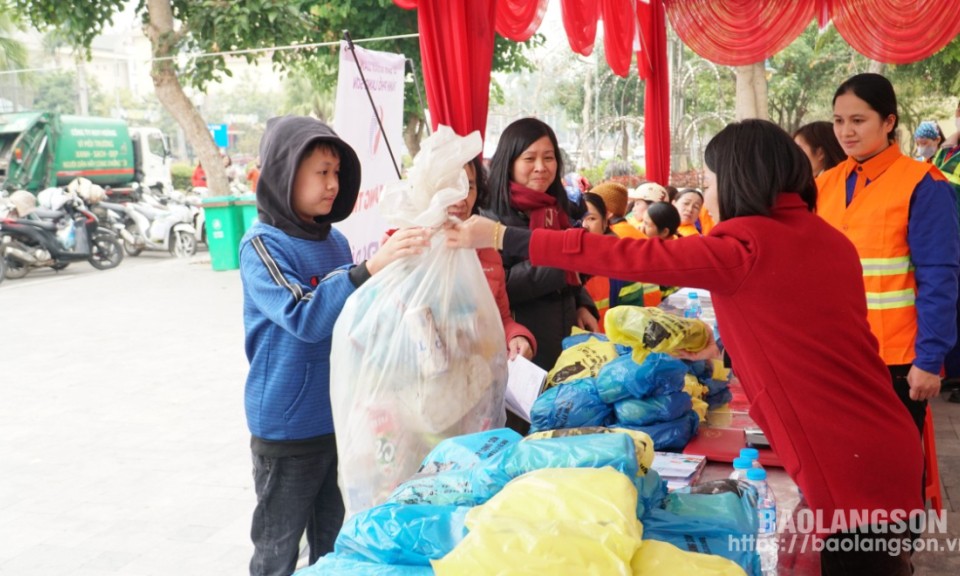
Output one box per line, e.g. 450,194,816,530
732,457,752,469
740,448,759,460
746,468,767,481
688,291,699,298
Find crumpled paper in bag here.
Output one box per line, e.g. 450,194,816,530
379,125,482,229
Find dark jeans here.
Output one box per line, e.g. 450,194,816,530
820,530,913,576
250,440,344,576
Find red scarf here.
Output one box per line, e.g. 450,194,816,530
509,182,580,286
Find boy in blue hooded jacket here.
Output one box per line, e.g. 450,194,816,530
240,116,426,575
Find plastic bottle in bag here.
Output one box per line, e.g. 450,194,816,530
683,292,702,319
57,219,76,250
745,468,778,575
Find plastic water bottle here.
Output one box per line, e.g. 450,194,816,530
740,448,764,469
729,456,753,481
746,468,778,575
683,292,703,319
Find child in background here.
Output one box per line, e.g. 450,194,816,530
590,182,644,239
580,192,611,236
581,193,660,330
240,115,428,575
626,182,669,231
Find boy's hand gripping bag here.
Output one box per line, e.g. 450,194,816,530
331,127,507,518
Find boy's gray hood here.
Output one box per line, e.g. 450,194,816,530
256,116,361,240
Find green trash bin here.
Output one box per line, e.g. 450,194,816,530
202,195,242,271
236,193,260,234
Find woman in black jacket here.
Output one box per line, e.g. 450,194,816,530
482,117,599,371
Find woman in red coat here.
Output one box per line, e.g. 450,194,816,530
448,120,922,575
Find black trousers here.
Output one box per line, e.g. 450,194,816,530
820,530,913,576
887,364,927,439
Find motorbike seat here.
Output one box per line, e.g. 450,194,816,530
99,201,127,212
33,208,67,220
133,203,163,220
16,218,57,231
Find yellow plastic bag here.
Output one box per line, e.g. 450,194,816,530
524,427,655,476
683,374,708,399
546,337,619,388
433,467,643,576
605,306,711,363
632,539,747,576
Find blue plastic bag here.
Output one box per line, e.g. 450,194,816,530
294,554,435,575
529,378,613,432
613,392,693,426
634,468,668,519
643,481,761,576
334,503,469,566
388,429,519,506
561,332,632,356
595,353,688,404
705,387,733,409
414,429,522,474
502,433,639,480
619,409,700,451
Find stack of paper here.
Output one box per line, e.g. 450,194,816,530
651,451,707,491
505,356,548,423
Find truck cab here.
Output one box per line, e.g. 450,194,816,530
129,127,174,194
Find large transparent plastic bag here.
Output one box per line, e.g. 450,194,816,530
331,127,507,518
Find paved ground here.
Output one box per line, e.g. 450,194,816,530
1,252,958,575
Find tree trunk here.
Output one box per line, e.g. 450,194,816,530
403,113,424,159
143,0,228,196
76,55,89,115
735,63,769,121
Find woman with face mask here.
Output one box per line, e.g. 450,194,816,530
913,121,944,162
932,100,960,192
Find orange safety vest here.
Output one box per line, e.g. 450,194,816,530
816,151,933,365
585,275,662,333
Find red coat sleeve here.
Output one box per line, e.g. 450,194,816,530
528,227,755,296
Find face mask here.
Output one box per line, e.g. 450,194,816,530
917,145,936,160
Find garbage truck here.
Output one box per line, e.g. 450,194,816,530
0,112,173,197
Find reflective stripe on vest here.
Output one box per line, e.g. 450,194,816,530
860,256,913,277
864,288,916,310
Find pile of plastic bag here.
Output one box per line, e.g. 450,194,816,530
684,359,734,409
295,428,754,576
531,349,701,451
330,127,507,517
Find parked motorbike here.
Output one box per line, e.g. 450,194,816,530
0,191,124,278
102,186,197,258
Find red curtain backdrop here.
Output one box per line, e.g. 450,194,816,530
560,0,599,56
394,0,959,186
664,0,816,66
665,0,960,66
395,0,498,138
829,0,960,64
495,0,549,42
599,0,637,78
639,0,670,185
